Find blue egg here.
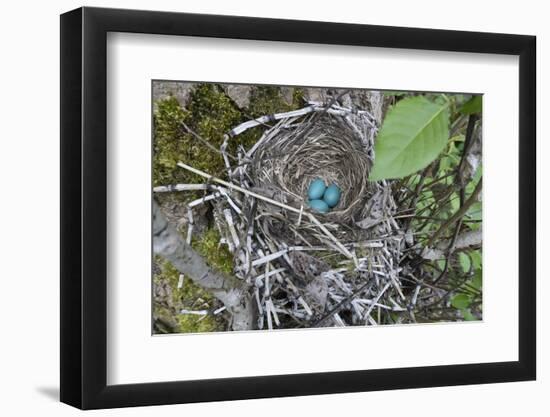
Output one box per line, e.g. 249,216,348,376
308,178,326,200
308,199,329,214
323,184,341,208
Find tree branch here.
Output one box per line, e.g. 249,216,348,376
153,199,256,330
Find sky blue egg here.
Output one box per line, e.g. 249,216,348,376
308,178,326,200
308,199,329,214
323,184,341,208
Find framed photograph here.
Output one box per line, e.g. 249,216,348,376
60,6,536,409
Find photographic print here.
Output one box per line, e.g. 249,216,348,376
152,82,482,334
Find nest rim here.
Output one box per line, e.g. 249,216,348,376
249,114,374,225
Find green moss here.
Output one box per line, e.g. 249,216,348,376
187,84,242,155
152,84,242,191
152,95,190,187
292,88,305,107
176,269,225,333
153,227,234,334
154,305,179,334
153,84,307,191
153,256,225,334
192,228,234,275
234,86,305,154
248,86,303,117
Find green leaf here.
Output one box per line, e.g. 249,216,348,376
466,201,482,221
470,250,482,270
451,293,471,309
459,252,471,273
460,95,482,115
369,96,450,181
449,192,460,213
471,270,482,290
461,308,477,321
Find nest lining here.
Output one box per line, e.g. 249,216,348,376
250,117,373,225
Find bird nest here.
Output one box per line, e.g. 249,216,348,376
250,115,373,225
158,99,408,329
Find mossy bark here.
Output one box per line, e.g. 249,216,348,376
153,200,256,330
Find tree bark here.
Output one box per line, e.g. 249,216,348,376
153,200,256,330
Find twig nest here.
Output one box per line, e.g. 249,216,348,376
250,112,374,227
204,99,409,328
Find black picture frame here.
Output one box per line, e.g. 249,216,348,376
60,6,536,410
